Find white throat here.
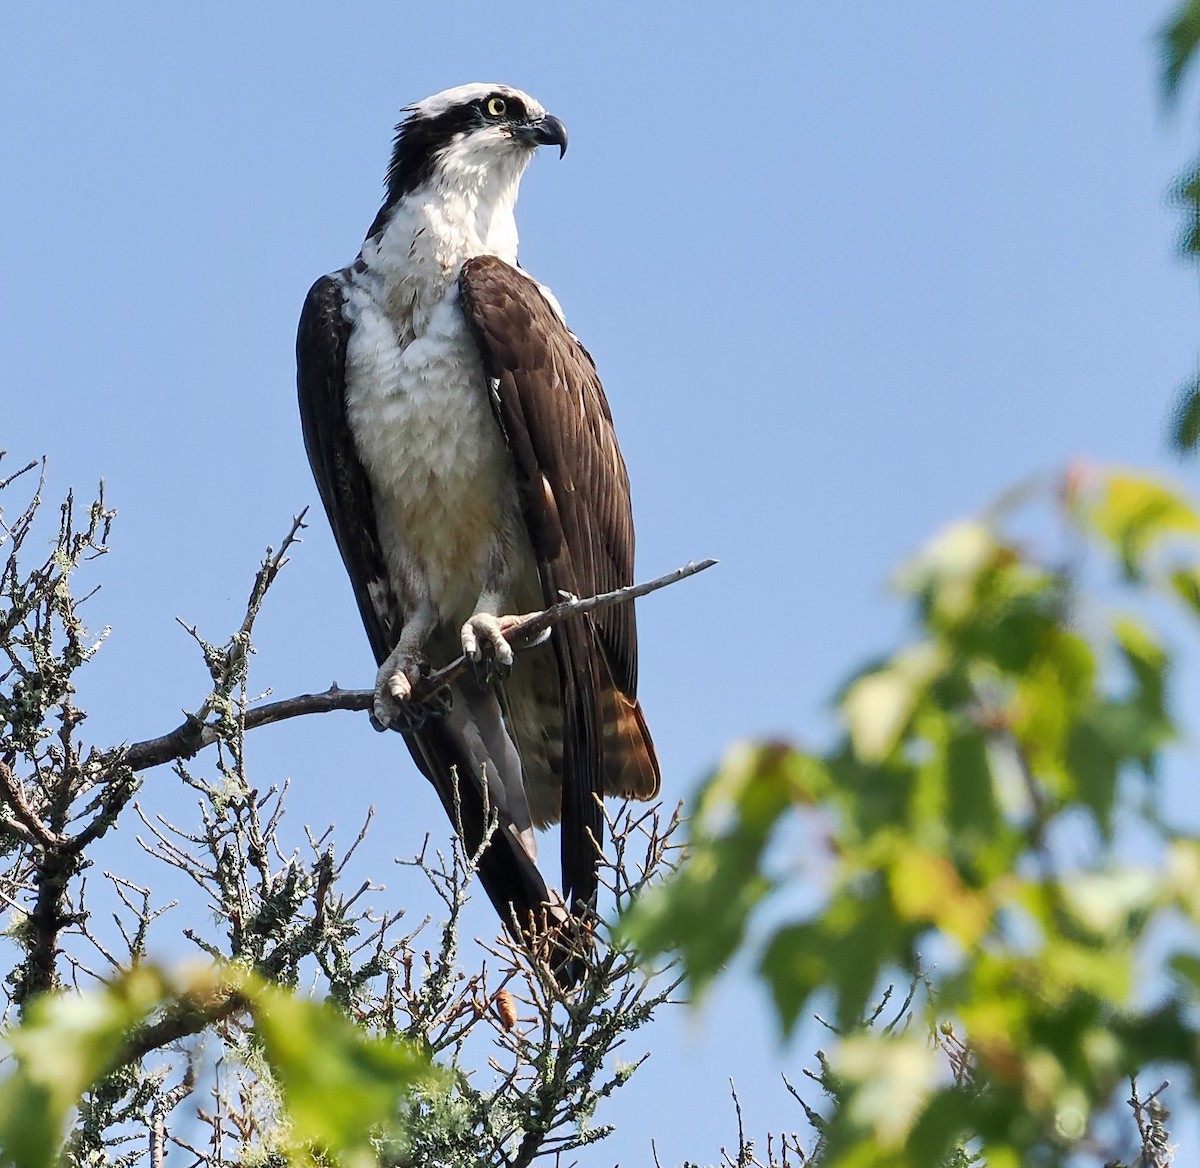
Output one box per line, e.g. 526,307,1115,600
363,136,532,336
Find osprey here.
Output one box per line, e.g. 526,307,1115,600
297,83,660,944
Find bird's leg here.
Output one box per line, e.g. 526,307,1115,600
461,535,551,686
461,542,519,687
460,606,523,687
373,604,440,731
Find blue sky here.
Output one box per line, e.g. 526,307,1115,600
3,2,1199,1162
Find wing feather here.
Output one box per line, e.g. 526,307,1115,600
458,256,660,910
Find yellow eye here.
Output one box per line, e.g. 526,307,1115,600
486,97,507,118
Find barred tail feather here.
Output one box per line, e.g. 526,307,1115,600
601,684,660,801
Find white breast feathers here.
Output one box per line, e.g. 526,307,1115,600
343,277,516,626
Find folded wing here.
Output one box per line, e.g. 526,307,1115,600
458,256,660,912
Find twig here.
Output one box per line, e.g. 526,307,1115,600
121,558,716,772
0,760,67,849
149,1057,197,1168
121,687,371,772
1129,1077,1174,1168
411,557,717,704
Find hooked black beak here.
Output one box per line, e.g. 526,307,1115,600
516,114,568,158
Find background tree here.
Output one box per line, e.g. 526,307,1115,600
627,465,1200,1166
0,458,681,1166
626,6,1200,1166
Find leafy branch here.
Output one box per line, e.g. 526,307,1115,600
626,465,1200,1167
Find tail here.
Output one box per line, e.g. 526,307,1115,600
403,702,590,987
600,672,660,802
402,722,553,934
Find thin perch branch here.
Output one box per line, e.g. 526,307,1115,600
120,558,716,773
409,556,718,700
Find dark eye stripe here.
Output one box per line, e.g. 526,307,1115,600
385,92,532,205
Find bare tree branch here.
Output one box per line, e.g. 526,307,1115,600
120,558,717,773
0,460,698,1163
123,988,247,1068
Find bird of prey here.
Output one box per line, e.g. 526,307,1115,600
296,83,660,945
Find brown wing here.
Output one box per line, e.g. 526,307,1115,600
296,272,556,933
458,255,660,912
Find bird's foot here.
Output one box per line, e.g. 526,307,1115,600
372,651,449,732
460,612,523,687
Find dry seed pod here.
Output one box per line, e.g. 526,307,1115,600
495,989,518,1031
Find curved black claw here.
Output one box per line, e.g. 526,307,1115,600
389,700,434,734
375,686,454,733
426,685,454,717
469,638,515,689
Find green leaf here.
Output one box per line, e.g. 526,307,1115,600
1169,949,1200,991
759,891,904,1034
0,965,439,1168
1114,618,1168,720
904,1085,979,1168
1162,0,1200,97
833,1033,941,1149
0,967,172,1168
1086,472,1200,577
1166,839,1200,919
1058,869,1159,945
1168,370,1200,452
1108,997,1199,1069
843,645,942,762
622,742,814,993
898,519,1008,633
1169,564,1200,613
944,726,1000,843
888,848,989,947
252,984,440,1165
1065,715,1120,836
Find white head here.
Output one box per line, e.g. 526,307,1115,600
383,83,567,207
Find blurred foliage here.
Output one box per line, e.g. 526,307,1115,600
0,964,440,1168
1163,0,1200,453
1163,0,1200,98
625,466,1200,1167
